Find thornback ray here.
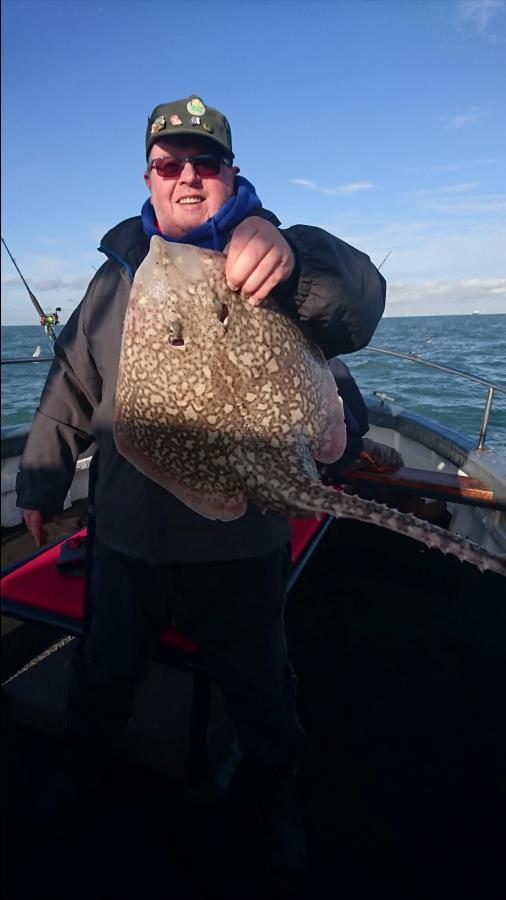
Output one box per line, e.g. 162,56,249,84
113,238,505,579
113,237,346,520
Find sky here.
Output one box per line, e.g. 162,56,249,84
1,0,505,324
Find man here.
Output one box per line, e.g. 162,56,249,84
17,96,385,873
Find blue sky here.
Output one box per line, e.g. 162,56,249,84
1,0,505,324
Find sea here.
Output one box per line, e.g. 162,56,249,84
1,314,506,454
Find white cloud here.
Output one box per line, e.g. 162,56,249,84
2,247,98,294
411,182,481,196
1,273,91,294
339,182,375,196
432,158,499,173
385,277,506,317
415,193,506,215
291,178,375,196
404,181,506,215
1,237,109,323
1,254,94,324
439,107,484,129
328,219,506,289
458,0,506,34
34,236,67,247
26,255,72,277
429,197,506,214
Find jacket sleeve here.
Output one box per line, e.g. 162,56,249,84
273,224,386,358
319,358,369,478
15,282,103,516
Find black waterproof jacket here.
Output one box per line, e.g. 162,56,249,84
16,210,385,562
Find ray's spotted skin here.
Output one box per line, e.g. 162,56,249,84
114,238,346,519
113,239,505,578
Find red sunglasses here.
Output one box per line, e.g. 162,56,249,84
148,154,229,179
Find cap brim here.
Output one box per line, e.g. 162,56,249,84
146,130,234,160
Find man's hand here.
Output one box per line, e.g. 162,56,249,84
22,509,61,547
225,216,295,305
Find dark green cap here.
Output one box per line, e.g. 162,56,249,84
145,95,234,160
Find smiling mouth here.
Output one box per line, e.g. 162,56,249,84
178,197,203,205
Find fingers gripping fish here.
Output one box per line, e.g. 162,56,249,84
113,239,505,579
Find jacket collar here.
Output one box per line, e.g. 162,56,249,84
98,207,281,277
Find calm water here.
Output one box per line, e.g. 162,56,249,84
2,315,506,453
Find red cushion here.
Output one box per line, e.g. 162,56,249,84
1,516,327,656
1,528,87,620
1,528,197,653
289,516,325,562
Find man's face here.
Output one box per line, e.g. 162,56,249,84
144,138,239,238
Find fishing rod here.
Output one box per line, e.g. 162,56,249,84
1,236,60,350
377,250,392,271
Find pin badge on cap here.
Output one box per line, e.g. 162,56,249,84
187,98,206,116
202,121,214,133
189,116,201,126
150,115,166,134
169,114,182,126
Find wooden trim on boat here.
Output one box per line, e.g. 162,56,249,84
341,465,506,511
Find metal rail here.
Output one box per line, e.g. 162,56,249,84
1,357,54,365
366,345,506,451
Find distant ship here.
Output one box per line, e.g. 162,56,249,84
472,310,480,315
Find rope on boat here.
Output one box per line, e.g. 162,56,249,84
2,634,75,686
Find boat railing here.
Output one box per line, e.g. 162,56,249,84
365,346,506,451
2,347,505,451
1,357,55,365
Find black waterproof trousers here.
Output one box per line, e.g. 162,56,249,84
66,536,304,769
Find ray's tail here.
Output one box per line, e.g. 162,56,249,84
290,480,506,578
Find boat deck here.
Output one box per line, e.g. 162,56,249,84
2,516,505,899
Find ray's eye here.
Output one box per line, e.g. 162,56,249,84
212,297,229,327
168,320,184,346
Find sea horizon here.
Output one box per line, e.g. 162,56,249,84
3,310,505,329
2,315,505,455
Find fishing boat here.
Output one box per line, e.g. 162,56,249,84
1,347,505,899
